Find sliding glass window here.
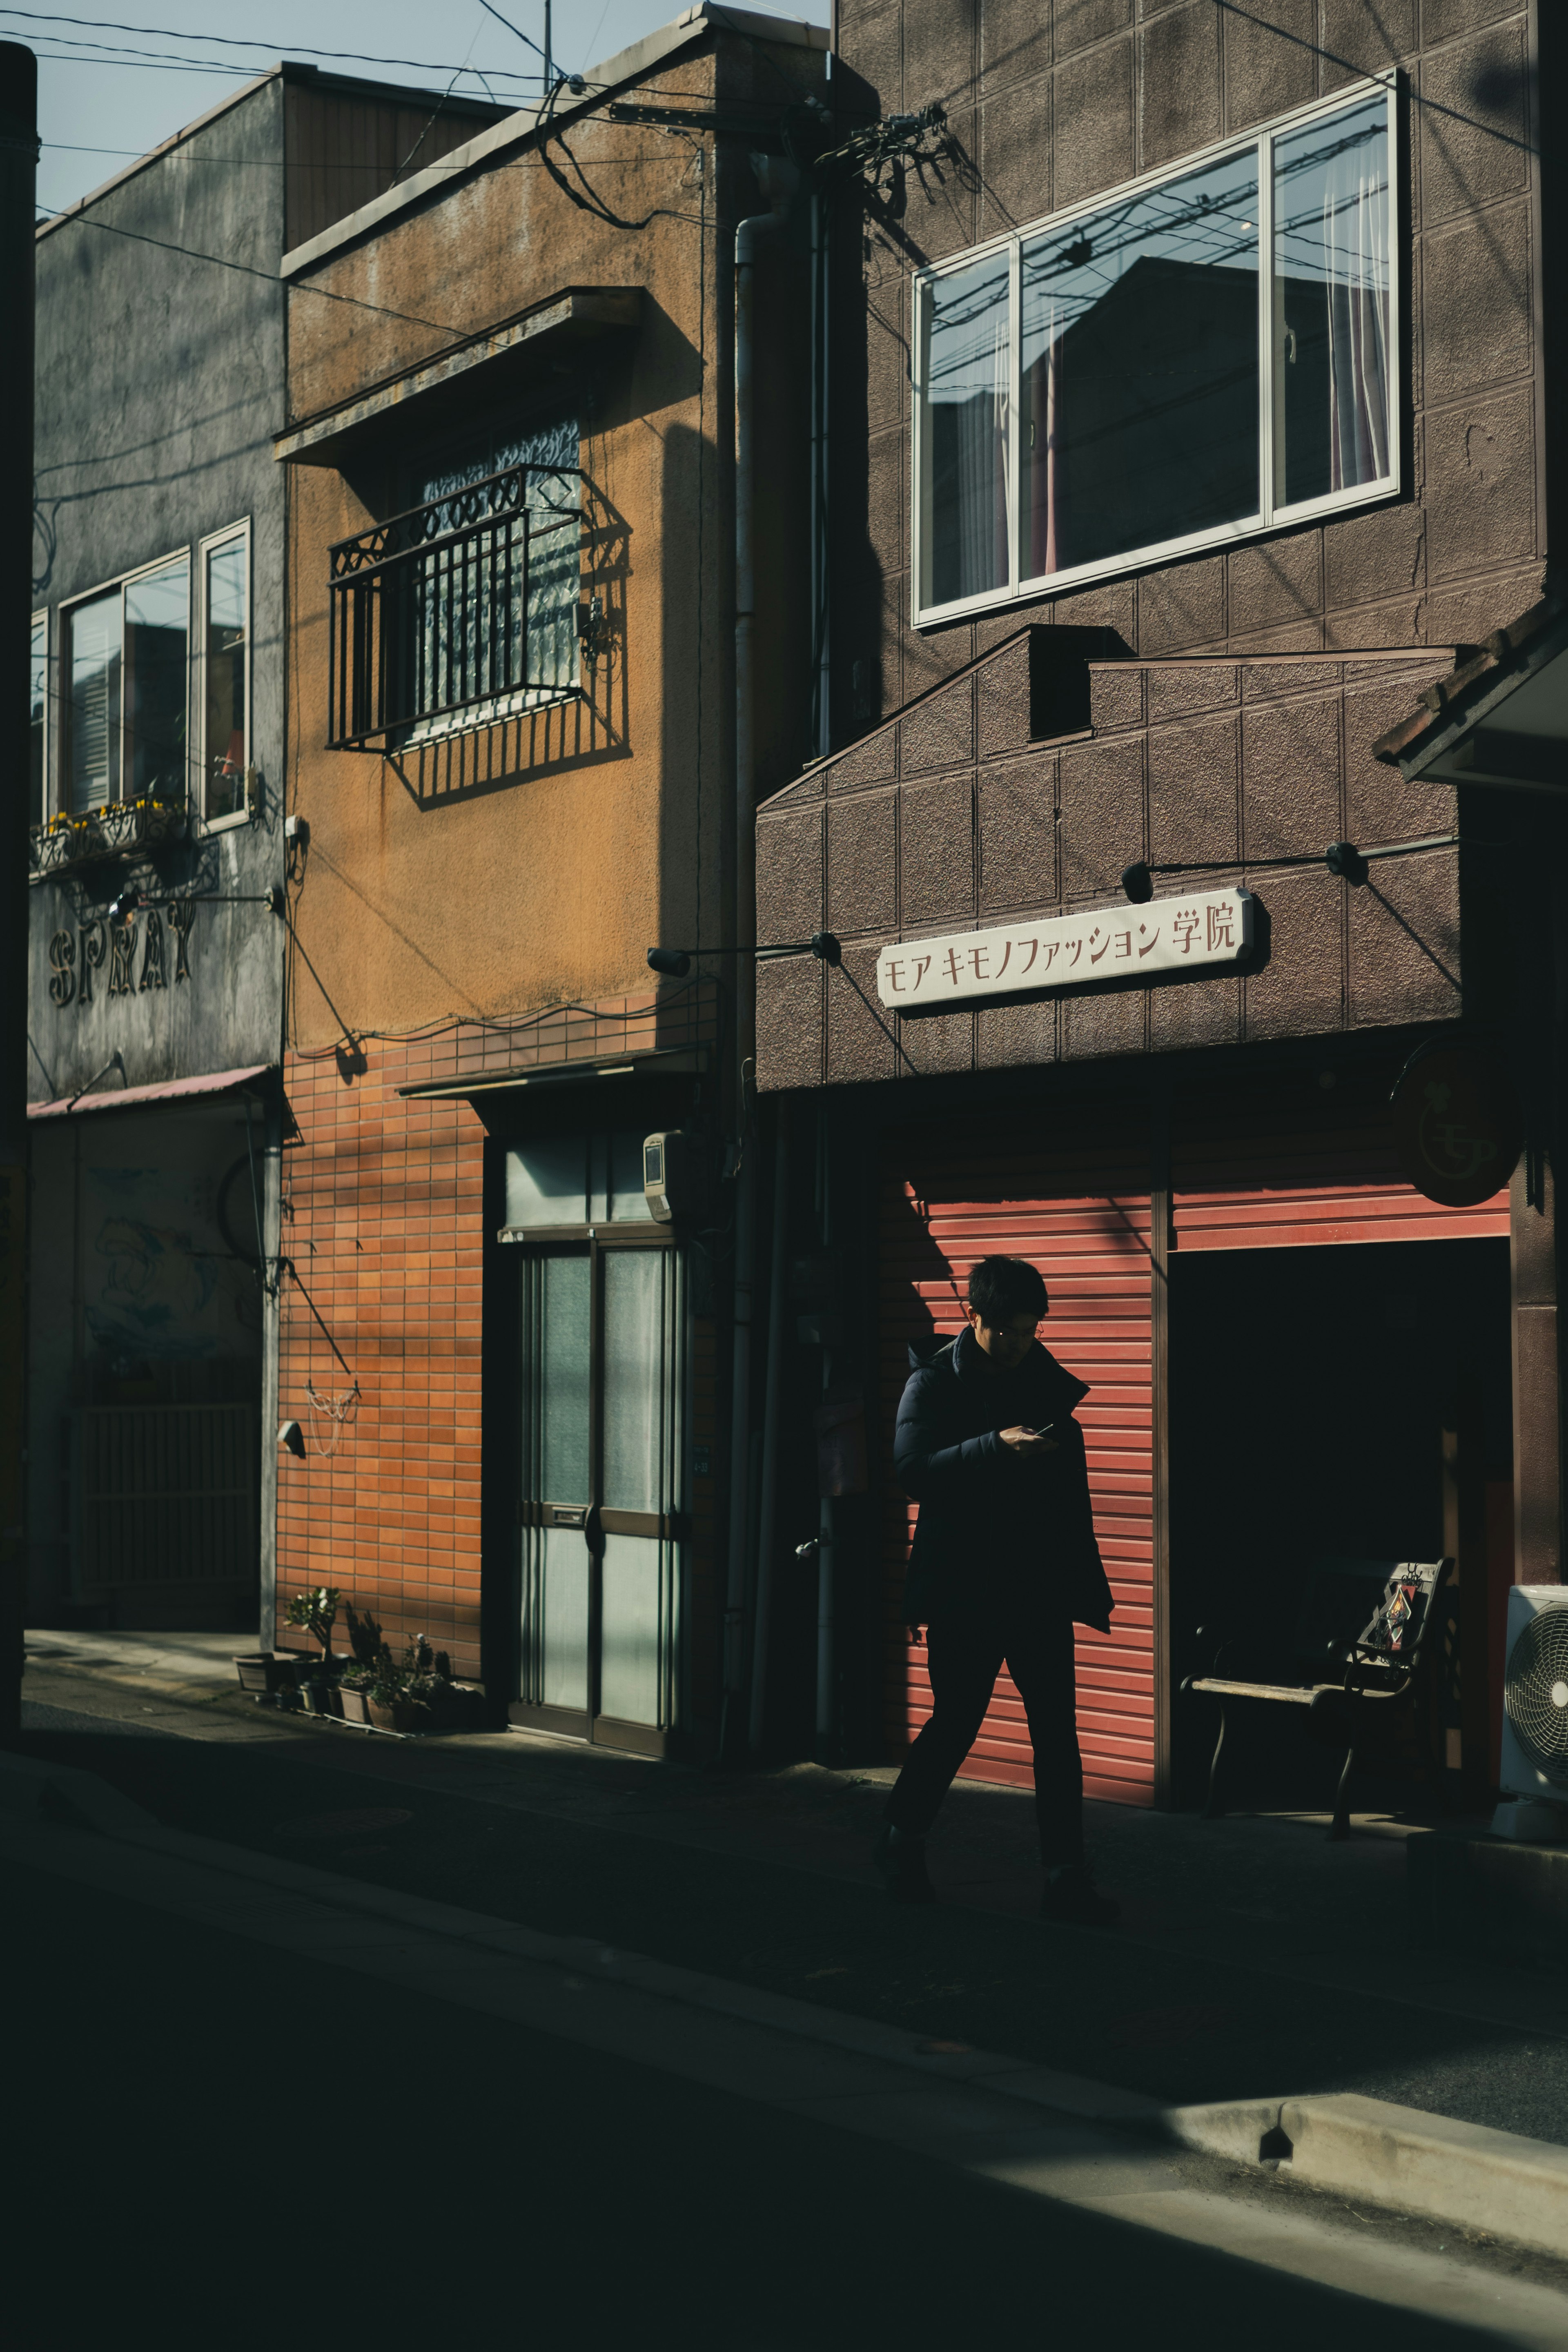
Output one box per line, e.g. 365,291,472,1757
62,553,190,814
913,84,1396,624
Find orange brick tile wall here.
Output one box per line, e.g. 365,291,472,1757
276,1035,486,1679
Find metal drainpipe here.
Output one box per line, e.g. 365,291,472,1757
721,183,790,1760
809,184,831,761
815,1097,835,1760
748,1102,791,1753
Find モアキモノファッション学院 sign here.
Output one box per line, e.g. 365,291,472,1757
875,889,1253,1011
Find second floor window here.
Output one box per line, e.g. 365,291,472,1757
328,414,582,751
29,612,45,829
65,553,189,813
914,83,1395,623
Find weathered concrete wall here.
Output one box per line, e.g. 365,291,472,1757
29,75,288,1101
281,26,824,1052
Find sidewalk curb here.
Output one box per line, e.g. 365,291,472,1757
1152,2095,1568,2261
7,1747,1566,2261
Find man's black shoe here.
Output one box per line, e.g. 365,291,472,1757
873,1822,935,1904
1040,1864,1120,1927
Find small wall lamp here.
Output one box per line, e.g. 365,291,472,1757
1120,834,1453,904
648,933,842,979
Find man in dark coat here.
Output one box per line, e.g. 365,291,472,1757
875,1253,1119,1924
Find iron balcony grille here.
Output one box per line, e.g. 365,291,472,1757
327,462,584,751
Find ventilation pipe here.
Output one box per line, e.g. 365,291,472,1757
721,158,796,1758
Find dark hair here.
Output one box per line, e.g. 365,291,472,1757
968,1254,1048,1324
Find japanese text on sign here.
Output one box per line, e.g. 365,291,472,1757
875,889,1253,1011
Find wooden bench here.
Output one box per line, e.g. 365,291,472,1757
1183,1556,1454,1840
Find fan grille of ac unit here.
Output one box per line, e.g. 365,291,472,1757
1504,1607,1568,1785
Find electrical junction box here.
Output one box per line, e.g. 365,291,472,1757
643,1130,690,1223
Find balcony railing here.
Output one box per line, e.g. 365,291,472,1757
327,463,584,751
30,794,187,878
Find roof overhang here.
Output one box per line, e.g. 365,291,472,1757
398,1047,706,1103
29,1063,271,1119
274,288,641,469
1373,599,1568,792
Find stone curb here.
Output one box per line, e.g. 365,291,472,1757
1159,2094,1568,2262
6,1748,1566,2260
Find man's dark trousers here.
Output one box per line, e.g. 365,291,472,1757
884,1606,1085,1868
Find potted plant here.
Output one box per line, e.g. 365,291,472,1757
337,1658,375,1725
285,1584,342,1711
366,1633,438,1734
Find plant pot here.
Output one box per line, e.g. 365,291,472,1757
368,1697,426,1734
338,1686,372,1724
233,1654,274,1693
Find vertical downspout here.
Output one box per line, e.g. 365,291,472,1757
815,1097,835,1758
721,187,788,1758
257,1089,283,1648
810,182,831,761
748,1103,790,1753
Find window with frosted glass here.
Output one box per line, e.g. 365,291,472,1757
408,413,578,735
914,86,1396,620
204,535,247,818
29,615,45,827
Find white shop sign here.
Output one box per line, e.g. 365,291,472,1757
875,887,1253,1011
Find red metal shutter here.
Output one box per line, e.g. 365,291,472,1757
1172,1071,1510,1249
879,1119,1157,1807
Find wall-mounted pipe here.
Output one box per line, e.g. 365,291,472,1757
748,1102,790,1753
720,172,792,1759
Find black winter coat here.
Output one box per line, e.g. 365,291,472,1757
893,1325,1114,1631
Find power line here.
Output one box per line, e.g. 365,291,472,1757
0,8,543,82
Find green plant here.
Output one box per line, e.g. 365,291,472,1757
285,1585,342,1660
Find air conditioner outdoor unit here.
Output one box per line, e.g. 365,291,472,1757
1495,1584,1568,1841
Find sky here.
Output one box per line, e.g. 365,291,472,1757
20,0,831,219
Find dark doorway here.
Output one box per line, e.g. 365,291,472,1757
1168,1238,1512,1812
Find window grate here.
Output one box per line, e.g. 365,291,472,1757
327,461,584,751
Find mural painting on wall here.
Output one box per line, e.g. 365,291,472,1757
47,902,196,1007
87,1164,261,1360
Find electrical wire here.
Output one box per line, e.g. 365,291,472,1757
0,8,544,81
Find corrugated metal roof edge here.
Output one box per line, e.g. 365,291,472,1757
28,1063,271,1118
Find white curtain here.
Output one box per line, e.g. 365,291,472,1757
1027,300,1062,577
1324,154,1390,491
948,295,1010,599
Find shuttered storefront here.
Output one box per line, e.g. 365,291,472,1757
878,1071,1510,1813
879,1114,1157,1806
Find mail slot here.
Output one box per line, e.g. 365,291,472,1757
550,1506,588,1529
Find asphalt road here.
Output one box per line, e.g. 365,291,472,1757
18,1688,1568,2151
9,1849,1558,2352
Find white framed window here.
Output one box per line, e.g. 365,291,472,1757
199,521,250,824
911,82,1398,626
62,549,191,814
29,609,47,828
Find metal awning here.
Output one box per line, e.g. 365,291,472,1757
28,1062,271,1118
1373,599,1568,790
398,1047,706,1102
274,287,641,469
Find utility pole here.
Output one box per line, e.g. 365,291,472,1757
0,42,35,1743
543,0,552,92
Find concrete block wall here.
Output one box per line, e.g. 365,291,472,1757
834,0,1544,735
